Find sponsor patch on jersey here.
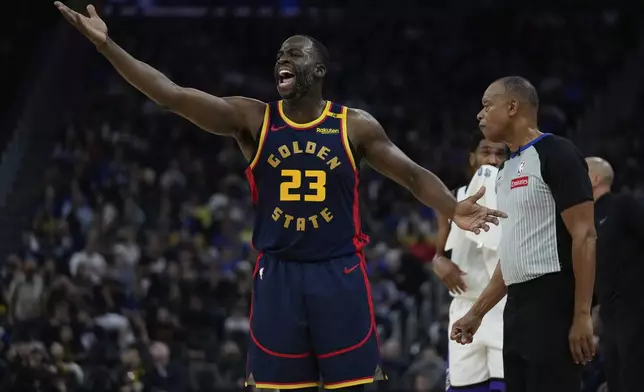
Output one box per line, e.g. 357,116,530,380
510,176,529,189
316,127,339,135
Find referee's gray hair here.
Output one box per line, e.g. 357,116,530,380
496,76,539,110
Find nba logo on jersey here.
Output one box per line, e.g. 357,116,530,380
517,161,526,175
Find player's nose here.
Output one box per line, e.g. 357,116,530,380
277,56,291,66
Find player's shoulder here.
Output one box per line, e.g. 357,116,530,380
223,96,268,137
346,107,379,127
344,107,386,145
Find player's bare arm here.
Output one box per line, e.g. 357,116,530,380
450,262,506,344
432,212,467,294
54,2,265,158
561,200,597,364
346,108,507,234
435,212,451,257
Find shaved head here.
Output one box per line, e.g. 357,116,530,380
586,157,614,188
297,35,330,68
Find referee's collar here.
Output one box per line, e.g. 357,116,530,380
510,133,552,158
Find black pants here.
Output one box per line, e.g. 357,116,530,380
601,301,644,392
503,272,582,392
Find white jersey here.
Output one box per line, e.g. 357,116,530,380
445,165,501,300
445,165,506,389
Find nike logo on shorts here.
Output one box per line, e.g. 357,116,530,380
344,264,359,274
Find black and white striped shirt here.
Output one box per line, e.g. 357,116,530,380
495,134,593,285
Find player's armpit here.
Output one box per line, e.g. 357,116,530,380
346,108,457,217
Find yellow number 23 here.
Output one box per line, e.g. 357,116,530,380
280,169,326,202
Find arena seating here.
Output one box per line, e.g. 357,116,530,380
0,7,641,392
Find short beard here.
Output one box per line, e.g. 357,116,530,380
291,69,315,99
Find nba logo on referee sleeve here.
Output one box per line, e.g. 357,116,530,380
511,176,529,189
517,161,526,175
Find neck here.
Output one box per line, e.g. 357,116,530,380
504,119,541,153
282,94,326,123
593,186,610,201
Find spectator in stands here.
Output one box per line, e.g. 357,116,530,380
2,6,642,392
143,341,182,392
7,259,44,341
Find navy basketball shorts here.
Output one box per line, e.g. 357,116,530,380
245,252,384,390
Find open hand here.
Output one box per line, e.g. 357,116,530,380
453,186,507,234
569,313,595,364
54,2,108,47
432,255,467,295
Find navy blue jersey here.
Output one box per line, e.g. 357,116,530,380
245,101,366,261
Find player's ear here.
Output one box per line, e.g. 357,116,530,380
315,63,326,79
508,99,519,116
469,153,476,168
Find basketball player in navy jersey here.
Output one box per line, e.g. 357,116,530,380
55,3,507,390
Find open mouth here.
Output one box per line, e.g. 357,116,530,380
278,69,295,88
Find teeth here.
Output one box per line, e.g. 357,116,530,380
279,70,294,77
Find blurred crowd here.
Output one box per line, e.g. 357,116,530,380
0,7,642,392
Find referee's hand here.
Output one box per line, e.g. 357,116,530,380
569,313,596,365
450,312,482,345
432,255,467,295
453,186,508,234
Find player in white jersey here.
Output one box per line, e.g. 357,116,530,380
433,134,506,392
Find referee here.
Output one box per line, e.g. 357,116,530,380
450,76,597,392
586,157,644,392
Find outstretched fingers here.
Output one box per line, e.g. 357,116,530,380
54,2,81,26
87,4,100,18
487,208,508,219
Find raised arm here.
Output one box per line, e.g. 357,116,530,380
54,2,265,139
346,108,506,233
347,109,457,215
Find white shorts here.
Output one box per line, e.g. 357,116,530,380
447,296,506,388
